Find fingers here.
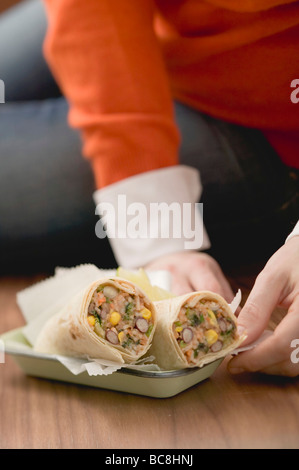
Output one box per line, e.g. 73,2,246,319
190,269,233,301
236,270,282,347
146,251,233,298
171,274,193,296
258,359,299,377
214,271,235,303
189,256,234,302
228,294,299,377
228,332,285,374
228,333,299,377
146,251,235,303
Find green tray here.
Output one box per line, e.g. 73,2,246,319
0,328,223,398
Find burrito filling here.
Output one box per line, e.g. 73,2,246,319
173,297,237,365
87,283,154,354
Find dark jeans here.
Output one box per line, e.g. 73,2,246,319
0,0,298,274
177,105,299,266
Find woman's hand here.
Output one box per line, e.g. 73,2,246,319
228,236,299,377
144,250,234,302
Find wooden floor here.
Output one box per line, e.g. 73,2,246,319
1,264,299,450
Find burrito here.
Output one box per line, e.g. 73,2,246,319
149,291,245,370
34,277,156,364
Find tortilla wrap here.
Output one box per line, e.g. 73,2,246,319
34,277,157,364
149,290,246,370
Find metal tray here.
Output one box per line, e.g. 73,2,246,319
0,328,223,398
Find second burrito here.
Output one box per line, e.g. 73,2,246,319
34,277,157,364
149,290,246,370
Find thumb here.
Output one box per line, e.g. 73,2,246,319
237,271,281,346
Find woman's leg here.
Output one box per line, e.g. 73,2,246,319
0,0,60,100
0,97,117,274
175,101,299,267
0,1,116,274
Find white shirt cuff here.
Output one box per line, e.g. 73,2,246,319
93,165,210,268
286,220,299,243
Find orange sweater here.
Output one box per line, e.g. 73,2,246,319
43,0,299,189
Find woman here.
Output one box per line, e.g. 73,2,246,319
0,0,298,375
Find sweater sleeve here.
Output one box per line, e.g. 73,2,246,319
42,0,180,189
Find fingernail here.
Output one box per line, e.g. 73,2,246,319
229,367,245,375
237,325,246,336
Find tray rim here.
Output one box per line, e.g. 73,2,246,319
1,327,223,379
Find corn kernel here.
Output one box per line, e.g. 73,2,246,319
118,331,125,343
109,311,121,326
141,308,152,320
175,326,183,332
205,329,218,346
207,309,218,327
87,315,96,327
